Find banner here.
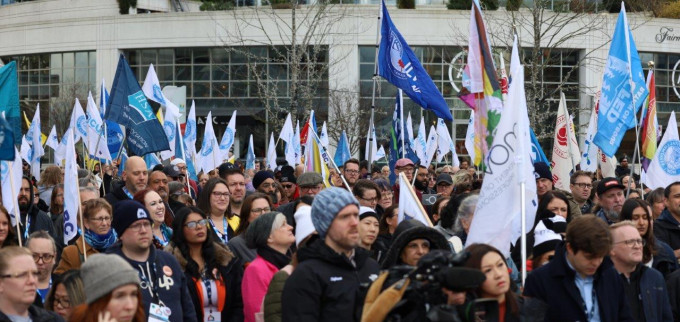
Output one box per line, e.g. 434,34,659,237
334,130,351,166
246,134,255,170
85,92,112,161
218,110,237,162
280,113,296,166
198,111,219,173
580,92,600,172
100,81,124,160
397,172,431,226
0,115,15,160
0,62,20,145
1,147,22,225
551,92,581,190
267,133,277,171
62,130,79,244
643,111,680,189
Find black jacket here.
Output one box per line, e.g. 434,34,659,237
107,242,198,322
618,264,673,322
0,304,63,322
281,239,380,322
104,181,132,207
523,242,634,321
654,209,680,252
653,238,678,278
166,242,244,322
19,202,57,246
276,201,297,228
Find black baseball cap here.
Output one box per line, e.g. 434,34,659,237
596,177,625,196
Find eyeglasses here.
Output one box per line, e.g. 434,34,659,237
573,183,593,189
251,207,271,214
359,196,378,203
53,297,71,308
184,219,208,229
32,253,55,263
282,184,295,189
177,166,187,171
300,185,322,192
614,238,646,247
344,169,360,175
90,216,112,223
212,191,231,199
400,167,415,173
0,270,39,280
128,221,152,232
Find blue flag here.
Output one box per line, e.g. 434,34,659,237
389,92,419,185
378,0,453,121
100,83,124,160
105,54,169,156
0,62,20,145
0,114,15,161
593,6,648,158
174,121,198,181
144,153,161,169
117,149,128,177
334,131,351,166
530,128,549,167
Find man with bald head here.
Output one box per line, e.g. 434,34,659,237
104,156,148,206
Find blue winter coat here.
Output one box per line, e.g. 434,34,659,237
632,265,673,322
523,242,634,322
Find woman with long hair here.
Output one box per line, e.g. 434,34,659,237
374,204,399,262
37,165,63,207
227,192,273,264
0,205,18,248
465,243,521,322
49,184,65,245
45,270,85,320
69,254,145,322
620,198,678,277
134,189,173,248
55,199,117,274
646,187,666,220
165,206,244,322
198,178,238,244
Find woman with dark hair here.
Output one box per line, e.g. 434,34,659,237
134,189,173,248
0,205,18,248
620,198,677,277
374,204,398,259
165,206,244,322
374,178,393,211
37,165,63,207
45,270,85,320
198,178,238,244
227,192,273,264
646,187,666,220
430,196,450,224
49,184,65,243
465,243,522,321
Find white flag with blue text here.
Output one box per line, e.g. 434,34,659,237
46,126,59,152
63,130,79,244
85,92,112,161
643,111,680,189
198,111,219,173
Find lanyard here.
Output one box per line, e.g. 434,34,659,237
122,187,134,200
209,217,228,243
24,215,31,239
138,259,164,307
582,283,596,321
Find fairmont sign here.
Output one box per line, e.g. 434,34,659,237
656,27,680,43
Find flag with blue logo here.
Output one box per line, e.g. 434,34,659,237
45,126,59,152
0,62,20,145
334,130,351,166
183,101,198,166
246,134,255,170
378,0,453,121
530,128,550,167
593,5,648,158
198,111,219,173
105,54,169,156
0,114,15,161
28,107,44,181
174,119,198,181
100,80,124,160
85,92,112,162
218,110,237,162
117,149,128,177
389,90,419,185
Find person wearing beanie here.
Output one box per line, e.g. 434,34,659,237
531,219,563,269
69,253,145,322
282,187,380,322
106,200,198,322
358,206,379,256
170,158,198,200
379,219,450,269
242,212,294,322
253,171,278,206
533,162,554,201
279,166,298,202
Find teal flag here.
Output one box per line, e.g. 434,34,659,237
0,62,20,145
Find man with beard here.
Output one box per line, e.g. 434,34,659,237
219,163,246,218
253,170,278,206
342,159,361,191
17,177,55,243
414,166,432,194
104,156,148,206
148,169,175,219
595,178,626,225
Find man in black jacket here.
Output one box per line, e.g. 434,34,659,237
654,182,680,259
282,187,380,322
104,156,148,207
18,177,56,244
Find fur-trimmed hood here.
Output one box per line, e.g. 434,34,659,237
165,241,236,271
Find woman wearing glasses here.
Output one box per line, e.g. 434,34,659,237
55,198,117,274
134,189,173,249
45,270,85,320
166,207,244,322
227,193,273,264
198,178,239,244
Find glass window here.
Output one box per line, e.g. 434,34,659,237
75,52,89,68
63,53,74,68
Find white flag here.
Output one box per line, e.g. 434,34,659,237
294,120,302,165
29,107,44,181
85,92,112,161
424,125,438,168
397,172,432,227
142,64,180,118
62,130,79,244
376,145,386,161
464,112,476,164
365,122,378,164
160,108,178,161
198,111,219,173
54,128,72,164
246,134,256,170
45,126,59,152
466,36,538,257
599,151,618,178
183,101,197,163
406,112,415,145
414,118,427,164
20,136,31,164
1,147,23,226
218,110,237,163
320,122,329,148
70,99,87,144
280,113,296,166
267,133,277,171
580,92,600,172
551,92,581,190
435,118,453,163
644,111,680,189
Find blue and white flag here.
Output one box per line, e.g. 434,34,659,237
414,118,427,165
294,120,302,165
143,64,180,160
45,126,59,152
365,122,378,164
376,145,386,161
183,100,197,164
1,146,22,225
580,93,600,172
267,133,277,171
105,54,169,156
246,134,256,170
280,113,296,166
334,130,351,166
397,172,432,226
198,111,219,173
464,112,475,164
62,129,79,244
54,128,72,164
0,114,16,161
320,122,329,149
436,118,459,166
593,5,648,157
85,92,112,161
0,62,21,145
144,153,161,169
174,119,198,181
160,107,178,161
100,80,124,160
29,107,44,181
378,0,453,121
389,90,419,185
530,128,550,167
643,111,680,189
20,136,31,164
70,99,88,145
218,110,237,162
117,149,128,177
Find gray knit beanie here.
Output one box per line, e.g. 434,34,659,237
245,211,282,249
80,254,140,304
311,187,359,239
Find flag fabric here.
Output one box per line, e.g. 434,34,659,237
580,92,601,172
530,128,550,167
0,114,15,161
62,130,79,244
70,99,88,145
376,145,386,161
406,112,415,145
0,62,20,145
320,122,329,148
105,54,170,156
643,111,680,189
334,130,351,166
54,128,72,164
117,149,128,177
551,93,581,191
218,110,237,162
599,150,618,178
641,70,658,172
389,90,418,184
594,5,648,158
377,0,452,121
424,125,438,169
464,112,475,164
365,122,378,164
397,172,431,226
436,118,459,166
280,113,297,166
267,133,277,171
1,147,22,225
466,0,504,168
299,110,317,145
466,36,538,256
85,92,112,161
198,111,219,173
23,111,47,146
100,81,124,160
45,126,59,152
20,136,31,164
304,132,331,188
174,119,198,181
144,153,162,169
183,101,198,167
414,118,427,164
160,107,178,161
29,107,44,181
294,120,302,165
246,134,256,170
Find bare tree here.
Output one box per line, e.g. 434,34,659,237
48,82,95,136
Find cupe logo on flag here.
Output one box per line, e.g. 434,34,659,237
388,31,414,81
164,121,176,141
185,120,196,141
658,140,680,175
201,139,214,157
127,91,155,123
220,128,234,150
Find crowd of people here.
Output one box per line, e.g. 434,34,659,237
1,154,680,321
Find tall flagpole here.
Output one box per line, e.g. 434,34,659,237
622,5,641,198
178,119,191,195
309,129,351,190
368,2,382,174
399,89,405,159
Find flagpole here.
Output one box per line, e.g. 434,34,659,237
399,90,405,159
622,5,641,198
178,119,191,195
637,62,655,198
368,1,382,174
520,181,527,286
309,129,351,190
